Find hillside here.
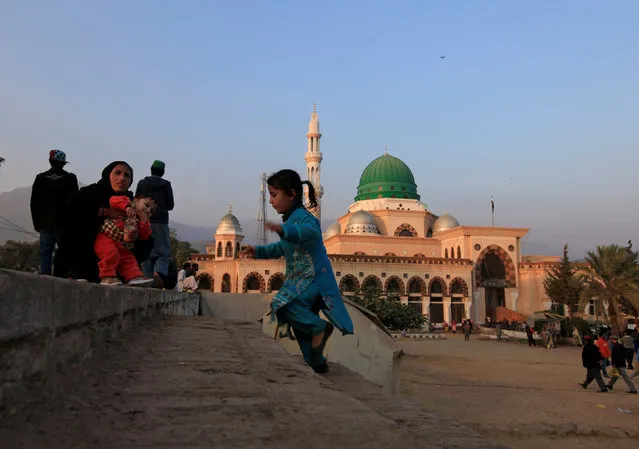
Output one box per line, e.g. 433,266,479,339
0,186,214,244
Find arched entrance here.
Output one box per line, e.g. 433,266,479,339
242,272,266,293
339,274,360,294
475,245,516,321
221,273,231,293
197,273,213,291
429,277,447,323
268,273,284,292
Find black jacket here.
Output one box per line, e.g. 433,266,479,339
582,341,603,368
136,176,174,224
610,342,627,368
30,168,79,231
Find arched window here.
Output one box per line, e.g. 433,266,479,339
216,242,223,257
457,246,461,259
221,273,231,293
445,248,449,258
235,242,241,258
451,247,455,259
339,274,360,293
225,241,233,258
427,228,433,238
269,273,284,292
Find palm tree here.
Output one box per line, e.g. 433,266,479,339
579,243,639,335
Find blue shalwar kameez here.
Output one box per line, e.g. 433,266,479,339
255,206,353,367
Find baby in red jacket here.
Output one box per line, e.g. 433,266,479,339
95,194,156,286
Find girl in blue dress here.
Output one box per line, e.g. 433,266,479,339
242,169,353,373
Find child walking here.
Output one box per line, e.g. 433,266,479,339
94,193,156,286
241,169,353,373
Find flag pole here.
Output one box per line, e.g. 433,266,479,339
490,195,495,227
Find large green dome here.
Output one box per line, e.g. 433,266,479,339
355,153,420,201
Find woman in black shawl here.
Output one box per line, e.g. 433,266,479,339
54,161,154,282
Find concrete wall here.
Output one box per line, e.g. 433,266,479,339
201,292,403,394
0,269,200,412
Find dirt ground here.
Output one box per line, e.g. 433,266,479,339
399,334,638,449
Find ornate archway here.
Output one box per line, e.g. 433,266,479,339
384,275,405,295
450,277,469,296
407,276,427,295
268,273,284,292
242,272,266,292
394,223,418,237
361,275,383,293
197,273,213,291
339,274,360,293
428,277,448,296
475,245,516,288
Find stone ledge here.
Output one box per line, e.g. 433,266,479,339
0,269,200,412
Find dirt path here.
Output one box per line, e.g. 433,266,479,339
399,334,638,449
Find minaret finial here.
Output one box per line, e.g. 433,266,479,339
313,102,317,113
228,203,233,214
384,144,388,155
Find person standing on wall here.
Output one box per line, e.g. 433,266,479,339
136,160,174,287
30,150,79,275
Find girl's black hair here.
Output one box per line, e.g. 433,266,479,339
267,169,318,210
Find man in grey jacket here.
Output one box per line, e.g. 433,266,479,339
136,160,174,284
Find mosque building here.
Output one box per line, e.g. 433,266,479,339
191,107,559,324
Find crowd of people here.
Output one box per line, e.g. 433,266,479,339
30,151,179,289
580,328,639,394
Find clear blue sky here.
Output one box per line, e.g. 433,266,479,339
1,1,637,256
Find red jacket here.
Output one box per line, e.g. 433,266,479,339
99,196,151,248
595,337,611,358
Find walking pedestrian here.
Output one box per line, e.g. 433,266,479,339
579,335,608,392
607,336,638,394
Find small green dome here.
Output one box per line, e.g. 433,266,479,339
355,153,420,201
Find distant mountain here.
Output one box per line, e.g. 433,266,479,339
0,186,215,245
0,187,37,243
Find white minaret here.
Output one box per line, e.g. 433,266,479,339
305,104,323,221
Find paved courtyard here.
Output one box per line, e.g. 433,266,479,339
399,334,638,449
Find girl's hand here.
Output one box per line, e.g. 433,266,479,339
125,207,136,219
264,221,283,234
240,246,256,259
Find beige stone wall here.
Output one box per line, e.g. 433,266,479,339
324,235,441,257
518,265,551,315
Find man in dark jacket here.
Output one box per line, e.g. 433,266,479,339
30,150,79,275
136,160,174,284
579,335,608,392
607,336,638,394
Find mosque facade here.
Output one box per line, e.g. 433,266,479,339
190,108,559,324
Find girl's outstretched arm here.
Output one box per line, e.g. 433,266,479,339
255,241,285,259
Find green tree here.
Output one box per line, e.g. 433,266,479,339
348,285,427,331
543,244,582,318
169,229,198,268
579,243,639,336
0,240,40,272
